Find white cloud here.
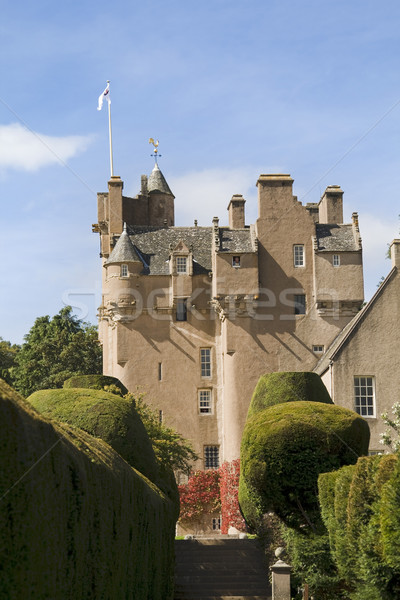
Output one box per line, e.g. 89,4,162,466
0,123,92,172
170,166,276,227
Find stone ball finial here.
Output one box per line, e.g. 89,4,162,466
275,546,286,560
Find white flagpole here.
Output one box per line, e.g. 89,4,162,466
107,81,114,177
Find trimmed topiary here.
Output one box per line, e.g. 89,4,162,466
27,388,178,507
0,379,177,600
247,371,333,419
319,454,400,600
63,374,128,396
239,400,369,530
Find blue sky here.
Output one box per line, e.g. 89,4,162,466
1,0,400,344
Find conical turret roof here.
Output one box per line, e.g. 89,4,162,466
147,163,174,196
105,224,142,265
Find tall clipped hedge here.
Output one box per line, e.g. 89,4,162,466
239,400,369,530
27,388,179,507
247,371,333,419
318,454,400,600
63,374,128,396
0,379,177,600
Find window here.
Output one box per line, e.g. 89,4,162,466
313,345,324,354
354,376,375,417
333,254,340,267
294,294,306,315
212,517,221,531
200,348,211,377
176,299,187,321
158,410,163,424
176,256,187,274
204,445,219,469
120,264,128,277
158,362,162,381
294,244,305,267
232,256,241,268
199,390,212,414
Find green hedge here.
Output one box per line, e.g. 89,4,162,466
63,374,128,396
247,371,333,419
239,400,369,530
27,388,179,508
0,379,176,600
318,454,400,600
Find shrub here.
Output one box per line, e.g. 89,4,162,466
239,401,369,531
319,454,400,600
63,374,128,396
247,371,333,419
27,388,178,508
0,379,176,600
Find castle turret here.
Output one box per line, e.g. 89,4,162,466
147,163,175,226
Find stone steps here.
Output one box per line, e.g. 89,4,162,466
174,538,271,600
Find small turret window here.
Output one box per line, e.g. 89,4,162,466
120,264,128,277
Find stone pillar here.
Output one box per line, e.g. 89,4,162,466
271,547,292,600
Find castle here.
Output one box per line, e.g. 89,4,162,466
93,163,366,471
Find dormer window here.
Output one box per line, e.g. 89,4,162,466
176,256,188,274
120,264,128,277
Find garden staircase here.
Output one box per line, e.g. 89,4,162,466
174,536,272,600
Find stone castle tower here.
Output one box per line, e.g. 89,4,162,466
93,164,364,471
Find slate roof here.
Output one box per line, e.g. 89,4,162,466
147,164,174,196
315,224,359,252
105,225,142,265
218,227,255,253
127,226,213,275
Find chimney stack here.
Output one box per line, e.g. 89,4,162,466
227,195,246,229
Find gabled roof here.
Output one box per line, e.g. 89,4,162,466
314,266,397,374
316,224,359,252
147,163,174,196
105,224,142,265
127,226,213,275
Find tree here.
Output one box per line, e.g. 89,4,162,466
0,338,20,385
380,402,400,452
12,307,102,397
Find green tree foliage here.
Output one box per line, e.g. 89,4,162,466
0,379,176,600
132,394,199,476
239,400,369,531
12,307,102,397
0,338,20,385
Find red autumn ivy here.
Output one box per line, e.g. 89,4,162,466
178,459,246,533
178,469,221,521
219,459,246,533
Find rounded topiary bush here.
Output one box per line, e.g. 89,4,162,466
239,400,369,530
63,374,128,396
247,371,333,419
27,388,178,505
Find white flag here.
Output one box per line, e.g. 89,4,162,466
97,82,110,111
